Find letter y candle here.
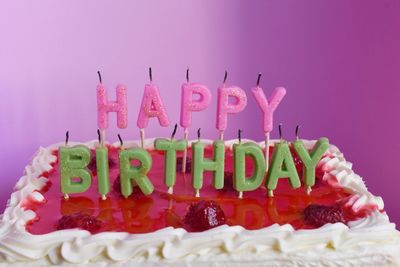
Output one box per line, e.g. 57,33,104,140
251,73,286,173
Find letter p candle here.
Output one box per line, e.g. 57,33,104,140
216,71,247,140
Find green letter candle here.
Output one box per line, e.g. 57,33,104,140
119,148,154,197
266,141,300,196
154,138,188,194
59,145,92,199
192,140,225,197
233,142,266,198
292,137,329,194
96,147,110,200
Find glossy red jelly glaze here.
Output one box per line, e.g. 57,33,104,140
24,145,378,234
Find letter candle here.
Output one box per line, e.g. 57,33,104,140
216,71,247,140
266,124,300,197
251,73,286,173
180,68,212,173
292,126,329,195
192,128,225,197
96,71,128,146
119,146,154,198
154,124,187,194
96,129,110,200
137,67,170,148
233,130,266,199
59,131,93,199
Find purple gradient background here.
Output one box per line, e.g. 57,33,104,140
0,1,399,225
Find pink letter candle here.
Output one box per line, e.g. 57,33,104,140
252,76,286,172
137,83,170,146
180,79,211,172
97,84,128,129
216,84,247,140
180,82,212,130
97,83,128,145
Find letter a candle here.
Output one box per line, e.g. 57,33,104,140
266,124,300,197
137,68,170,148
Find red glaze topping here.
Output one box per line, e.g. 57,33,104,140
24,145,378,235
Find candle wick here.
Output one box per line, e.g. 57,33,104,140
238,129,242,144
97,129,101,144
197,128,201,141
118,134,123,147
171,123,178,140
256,72,262,87
186,67,190,83
65,131,69,146
97,71,102,84
278,123,283,141
223,70,228,84
295,125,300,141
149,67,153,83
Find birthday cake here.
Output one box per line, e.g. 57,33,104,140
1,72,400,266
0,138,399,266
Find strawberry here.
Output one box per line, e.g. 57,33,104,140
303,204,345,227
183,200,226,231
57,213,102,233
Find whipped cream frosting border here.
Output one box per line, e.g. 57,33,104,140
0,139,399,264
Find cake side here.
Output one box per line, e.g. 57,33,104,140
0,139,399,266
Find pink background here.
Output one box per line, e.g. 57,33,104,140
0,1,399,225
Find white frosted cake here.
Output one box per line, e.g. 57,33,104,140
0,139,399,266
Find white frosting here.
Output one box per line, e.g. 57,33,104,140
0,139,399,266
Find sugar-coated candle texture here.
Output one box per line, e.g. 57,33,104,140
59,145,92,195
251,86,286,133
96,147,110,196
192,140,225,190
137,84,170,129
119,148,154,197
233,142,266,192
180,83,212,128
97,84,128,129
216,86,247,131
292,138,329,187
154,138,188,189
267,142,301,190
